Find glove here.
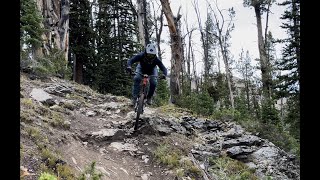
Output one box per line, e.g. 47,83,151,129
160,74,166,80
126,67,132,74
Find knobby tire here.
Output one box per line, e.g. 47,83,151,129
134,93,145,130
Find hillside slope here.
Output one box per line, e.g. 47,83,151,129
20,73,300,180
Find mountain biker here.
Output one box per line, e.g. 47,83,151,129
126,43,168,106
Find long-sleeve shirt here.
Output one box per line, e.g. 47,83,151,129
127,52,168,76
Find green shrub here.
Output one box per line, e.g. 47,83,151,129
78,161,103,180
34,48,72,78
38,172,57,180
176,92,214,116
153,77,170,107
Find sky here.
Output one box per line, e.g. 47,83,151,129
156,0,288,77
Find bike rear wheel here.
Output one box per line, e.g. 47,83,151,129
134,93,145,130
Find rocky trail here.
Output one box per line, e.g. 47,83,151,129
20,73,300,180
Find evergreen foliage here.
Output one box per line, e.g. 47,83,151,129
275,0,300,139
153,74,170,107
20,0,45,50
92,0,141,97
69,0,96,83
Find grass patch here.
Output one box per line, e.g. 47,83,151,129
158,104,193,118
21,109,37,123
73,83,96,98
208,156,258,180
49,111,69,129
209,108,240,121
61,101,76,110
154,143,202,179
67,93,89,107
50,105,67,113
78,161,103,180
22,100,69,129
56,164,76,180
41,148,59,169
39,148,76,180
179,157,202,178
21,98,36,109
36,105,52,117
38,172,58,180
26,127,41,141
154,144,181,168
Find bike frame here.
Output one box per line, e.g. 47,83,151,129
132,72,158,130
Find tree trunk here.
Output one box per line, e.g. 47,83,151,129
142,0,149,44
36,0,70,63
156,10,164,59
75,55,83,84
73,53,76,81
186,28,193,92
137,0,146,46
251,86,260,118
193,0,209,85
59,0,70,64
245,81,251,111
34,0,46,57
184,10,194,93
218,37,234,109
217,50,221,74
254,4,272,100
160,0,183,103
191,45,198,92
153,2,164,59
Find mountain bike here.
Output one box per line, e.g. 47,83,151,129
131,72,159,131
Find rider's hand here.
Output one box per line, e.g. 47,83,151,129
126,67,132,74
160,74,166,80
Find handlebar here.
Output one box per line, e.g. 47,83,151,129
131,72,158,78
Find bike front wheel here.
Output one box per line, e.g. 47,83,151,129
134,93,145,130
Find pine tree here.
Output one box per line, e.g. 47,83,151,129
93,0,140,96
276,0,300,139
153,76,170,106
20,0,45,55
276,0,300,96
69,0,96,83
202,11,215,87
236,49,254,113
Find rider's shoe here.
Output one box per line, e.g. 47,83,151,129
146,97,152,105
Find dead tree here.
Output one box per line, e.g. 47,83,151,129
160,0,184,104
207,0,235,109
36,0,70,63
151,1,164,59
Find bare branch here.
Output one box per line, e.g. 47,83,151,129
182,28,197,39
214,0,225,30
264,0,271,47
206,1,221,34
188,153,213,180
